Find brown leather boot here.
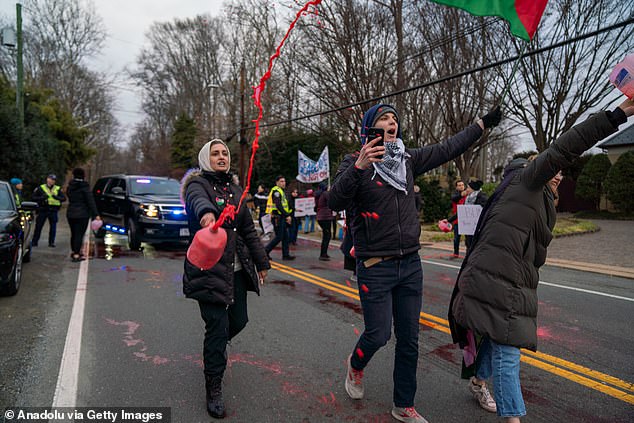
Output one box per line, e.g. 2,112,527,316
205,375,226,418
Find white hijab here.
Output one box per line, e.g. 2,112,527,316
198,139,231,172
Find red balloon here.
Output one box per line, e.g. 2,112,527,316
187,226,228,270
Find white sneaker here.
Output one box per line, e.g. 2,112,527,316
391,406,429,423
344,354,364,399
469,377,497,413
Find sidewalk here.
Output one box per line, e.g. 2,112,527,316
296,218,634,280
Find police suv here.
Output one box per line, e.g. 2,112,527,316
92,175,188,250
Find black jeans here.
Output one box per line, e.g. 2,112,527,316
67,217,89,255
453,223,461,255
198,271,249,377
351,252,423,407
265,215,289,257
317,219,334,257
33,209,59,245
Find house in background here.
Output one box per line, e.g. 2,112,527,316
597,123,634,164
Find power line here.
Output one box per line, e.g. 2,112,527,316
248,17,634,132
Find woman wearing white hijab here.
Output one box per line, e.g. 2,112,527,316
181,139,270,419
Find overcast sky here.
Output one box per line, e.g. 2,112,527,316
1,0,227,138
1,1,629,153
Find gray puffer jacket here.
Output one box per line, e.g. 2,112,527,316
449,110,624,351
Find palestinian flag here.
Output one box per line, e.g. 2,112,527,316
430,0,548,41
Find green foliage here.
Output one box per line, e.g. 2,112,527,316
481,182,498,198
416,177,451,223
605,151,634,213
0,79,90,192
575,154,611,210
170,113,197,170
564,154,591,181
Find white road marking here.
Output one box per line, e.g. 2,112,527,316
421,259,634,303
52,226,91,407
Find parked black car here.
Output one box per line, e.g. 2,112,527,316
0,180,38,296
93,175,188,250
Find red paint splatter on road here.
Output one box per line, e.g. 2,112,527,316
228,353,283,375
353,327,360,336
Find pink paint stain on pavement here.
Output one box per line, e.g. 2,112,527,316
104,317,170,365
228,353,283,375
181,354,204,368
536,326,554,340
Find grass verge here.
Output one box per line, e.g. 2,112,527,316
421,216,598,243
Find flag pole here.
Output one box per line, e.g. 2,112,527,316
498,41,530,105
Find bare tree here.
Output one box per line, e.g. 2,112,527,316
505,0,634,152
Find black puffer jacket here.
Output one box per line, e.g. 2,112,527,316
66,179,99,219
182,170,270,305
449,111,624,351
329,124,483,258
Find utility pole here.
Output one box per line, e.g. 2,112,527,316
239,64,246,188
16,2,24,126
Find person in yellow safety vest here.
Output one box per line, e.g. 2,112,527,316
9,178,23,207
32,174,66,248
264,175,295,260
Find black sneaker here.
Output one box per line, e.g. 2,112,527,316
282,255,296,260
319,256,330,261
48,243,56,248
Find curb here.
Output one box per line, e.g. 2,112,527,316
423,242,634,281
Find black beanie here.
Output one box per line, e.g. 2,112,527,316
468,180,483,191
72,168,85,179
372,105,399,127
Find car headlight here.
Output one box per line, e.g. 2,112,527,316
140,204,159,219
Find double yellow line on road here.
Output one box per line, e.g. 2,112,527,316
270,261,634,405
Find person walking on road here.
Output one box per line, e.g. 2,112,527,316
32,174,65,247
449,180,466,257
329,103,501,423
448,98,634,423
315,181,336,260
253,184,268,235
182,139,270,419
66,168,101,262
264,176,295,260
461,179,488,251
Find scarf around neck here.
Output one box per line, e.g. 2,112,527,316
372,138,409,194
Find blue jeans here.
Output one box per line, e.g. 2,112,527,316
303,215,315,233
476,338,526,418
350,252,422,407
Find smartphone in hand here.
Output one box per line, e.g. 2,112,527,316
367,127,385,159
